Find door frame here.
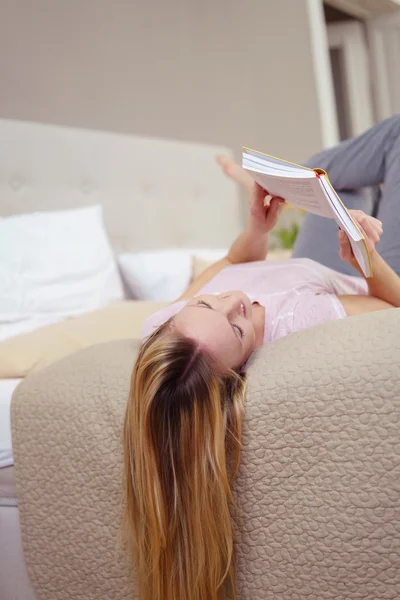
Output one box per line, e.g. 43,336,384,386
324,0,400,19
306,0,340,149
327,21,374,137
366,11,400,120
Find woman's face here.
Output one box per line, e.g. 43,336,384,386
173,291,256,370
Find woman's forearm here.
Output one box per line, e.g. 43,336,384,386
176,208,271,301
176,221,267,301
227,216,269,264
367,253,400,307
352,252,400,307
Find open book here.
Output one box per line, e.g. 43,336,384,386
242,147,372,278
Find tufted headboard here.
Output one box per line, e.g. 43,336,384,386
0,119,241,252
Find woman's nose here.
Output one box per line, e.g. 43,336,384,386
220,296,241,317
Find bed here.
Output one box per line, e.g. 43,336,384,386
0,379,20,470
3,119,400,600
0,379,21,598
0,117,241,600
0,379,22,599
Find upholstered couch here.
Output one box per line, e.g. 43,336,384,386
11,307,400,600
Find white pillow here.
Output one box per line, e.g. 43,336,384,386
118,248,228,302
118,250,193,302
0,205,124,341
193,249,228,262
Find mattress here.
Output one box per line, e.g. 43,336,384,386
0,384,33,597
0,379,22,469
0,465,17,505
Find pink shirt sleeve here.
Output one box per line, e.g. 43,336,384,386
141,300,187,339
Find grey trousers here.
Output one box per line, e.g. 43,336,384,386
292,114,400,276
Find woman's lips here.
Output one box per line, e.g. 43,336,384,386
220,292,252,319
241,294,253,319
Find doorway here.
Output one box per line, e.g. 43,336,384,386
324,4,374,140
323,2,400,139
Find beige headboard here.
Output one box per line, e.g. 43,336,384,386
0,118,241,251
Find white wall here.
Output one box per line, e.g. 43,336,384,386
0,0,323,162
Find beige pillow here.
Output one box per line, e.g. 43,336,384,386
0,301,168,378
191,249,292,279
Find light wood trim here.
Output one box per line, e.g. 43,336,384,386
324,0,400,19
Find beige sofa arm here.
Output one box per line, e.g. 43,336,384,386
232,307,400,599
11,308,400,600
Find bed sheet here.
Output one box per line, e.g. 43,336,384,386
0,379,22,468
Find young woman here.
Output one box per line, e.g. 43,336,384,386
123,115,400,600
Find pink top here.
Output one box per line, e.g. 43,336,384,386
142,258,368,343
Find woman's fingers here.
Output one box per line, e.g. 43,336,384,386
264,195,285,208
263,193,272,208
371,216,383,234
338,230,353,261
363,219,381,245
249,184,286,231
357,221,376,252
370,217,383,240
351,211,383,247
264,196,285,229
265,196,279,216
359,219,381,250
255,182,268,197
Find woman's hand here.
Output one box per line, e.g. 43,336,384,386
339,210,383,265
248,182,286,233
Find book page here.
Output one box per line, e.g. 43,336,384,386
350,240,370,278
244,148,310,171
245,169,335,218
243,152,306,175
319,176,360,238
318,176,371,277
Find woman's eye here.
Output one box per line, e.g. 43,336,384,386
197,300,212,308
233,324,244,339
196,300,243,339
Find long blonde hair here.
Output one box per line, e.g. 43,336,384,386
123,320,246,600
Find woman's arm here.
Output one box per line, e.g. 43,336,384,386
177,184,284,301
337,211,400,315
339,251,400,314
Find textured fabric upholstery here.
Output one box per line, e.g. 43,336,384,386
11,309,400,599
0,119,241,252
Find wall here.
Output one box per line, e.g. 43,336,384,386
0,0,323,162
